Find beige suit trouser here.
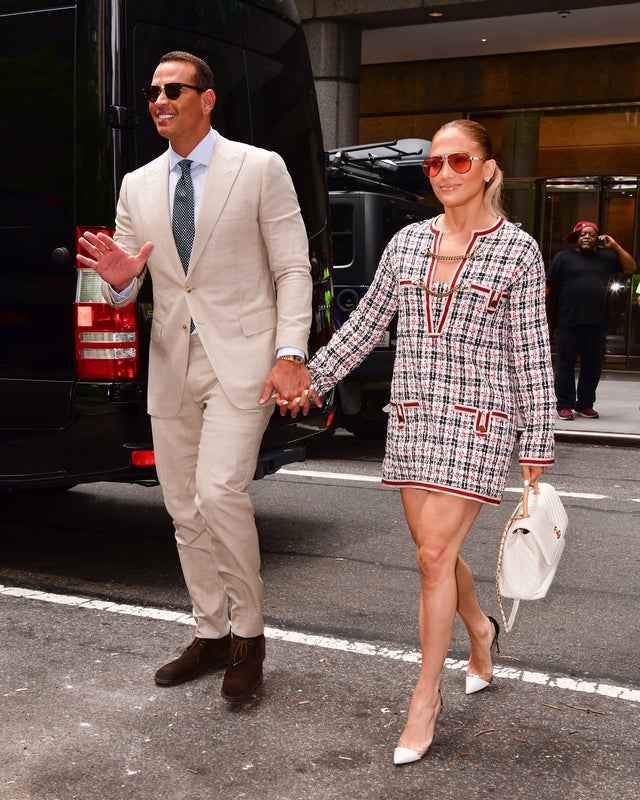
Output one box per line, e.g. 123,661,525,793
151,335,273,639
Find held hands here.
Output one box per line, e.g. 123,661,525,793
77,230,154,292
259,361,323,417
274,385,323,418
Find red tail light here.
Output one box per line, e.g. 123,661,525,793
75,227,139,380
131,450,155,467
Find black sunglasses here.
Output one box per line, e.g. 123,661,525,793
142,82,206,102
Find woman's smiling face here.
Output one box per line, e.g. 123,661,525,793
428,128,495,210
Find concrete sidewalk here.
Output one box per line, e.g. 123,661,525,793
552,370,640,446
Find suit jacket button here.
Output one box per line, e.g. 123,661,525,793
185,285,192,293
182,323,188,330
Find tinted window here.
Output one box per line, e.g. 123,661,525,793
0,6,76,383
245,47,328,253
330,205,355,268
0,8,74,216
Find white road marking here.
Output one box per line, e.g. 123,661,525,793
2,583,637,704
278,468,611,500
278,468,383,484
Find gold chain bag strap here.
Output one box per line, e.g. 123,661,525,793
496,480,568,632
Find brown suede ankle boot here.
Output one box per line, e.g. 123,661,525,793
155,634,231,686
221,633,265,702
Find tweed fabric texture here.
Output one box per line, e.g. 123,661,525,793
308,217,555,504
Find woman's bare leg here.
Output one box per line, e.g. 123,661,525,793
456,556,496,681
397,488,482,755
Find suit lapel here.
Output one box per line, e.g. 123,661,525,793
145,153,185,279
189,135,245,270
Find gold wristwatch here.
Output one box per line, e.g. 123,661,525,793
277,354,305,364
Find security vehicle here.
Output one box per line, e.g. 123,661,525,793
327,139,438,438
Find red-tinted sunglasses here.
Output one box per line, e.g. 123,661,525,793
422,152,486,178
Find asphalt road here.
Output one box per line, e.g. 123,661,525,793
1,433,639,800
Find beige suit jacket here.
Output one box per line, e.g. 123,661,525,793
102,133,312,415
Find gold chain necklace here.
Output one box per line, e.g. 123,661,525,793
414,279,464,298
426,250,476,261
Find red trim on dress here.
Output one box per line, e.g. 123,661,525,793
381,478,501,505
424,218,505,336
390,401,420,427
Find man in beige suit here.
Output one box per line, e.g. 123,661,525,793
78,51,313,702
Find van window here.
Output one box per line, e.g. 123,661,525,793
330,205,355,268
245,47,327,246
0,5,76,381
0,7,74,219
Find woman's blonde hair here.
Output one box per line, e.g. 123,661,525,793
433,119,507,219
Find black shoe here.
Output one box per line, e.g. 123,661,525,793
154,635,231,686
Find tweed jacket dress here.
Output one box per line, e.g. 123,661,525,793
309,217,555,504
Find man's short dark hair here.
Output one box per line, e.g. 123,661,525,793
159,51,214,90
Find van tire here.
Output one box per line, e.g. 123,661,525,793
342,390,389,440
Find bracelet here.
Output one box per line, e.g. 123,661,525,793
277,354,305,364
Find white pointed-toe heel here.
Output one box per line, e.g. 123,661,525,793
393,690,443,766
393,746,422,765
465,615,500,695
465,673,492,694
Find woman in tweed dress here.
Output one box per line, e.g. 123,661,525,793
281,120,555,764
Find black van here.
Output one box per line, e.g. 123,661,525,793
327,140,438,438
0,0,333,490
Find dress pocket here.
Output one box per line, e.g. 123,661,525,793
389,400,420,428
453,404,510,437
468,283,510,316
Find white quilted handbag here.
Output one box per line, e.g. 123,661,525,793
496,481,568,632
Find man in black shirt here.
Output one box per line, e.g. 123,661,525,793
546,220,635,420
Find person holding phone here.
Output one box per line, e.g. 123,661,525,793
546,221,635,420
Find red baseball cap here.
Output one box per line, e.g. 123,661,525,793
566,221,599,242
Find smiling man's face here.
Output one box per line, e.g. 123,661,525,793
147,60,215,155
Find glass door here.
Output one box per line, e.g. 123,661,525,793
540,177,639,368
603,178,640,367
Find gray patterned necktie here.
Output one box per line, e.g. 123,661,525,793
172,159,194,274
